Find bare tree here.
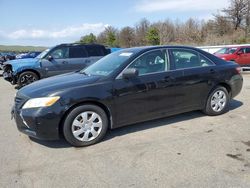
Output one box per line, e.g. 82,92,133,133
223,0,247,30
244,0,250,37
154,19,175,45
119,27,135,48
96,26,119,47
135,18,150,46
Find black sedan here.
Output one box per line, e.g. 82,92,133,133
12,46,243,146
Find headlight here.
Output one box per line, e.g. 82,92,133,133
22,96,60,109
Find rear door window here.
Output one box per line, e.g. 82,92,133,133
170,49,214,69
245,48,250,54
69,47,88,58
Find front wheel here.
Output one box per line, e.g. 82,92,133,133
63,105,108,147
203,86,229,116
17,71,39,88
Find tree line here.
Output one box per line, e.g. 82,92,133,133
79,0,250,47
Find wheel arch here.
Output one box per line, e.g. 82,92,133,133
203,82,232,109
17,69,41,79
58,100,113,138
217,82,232,98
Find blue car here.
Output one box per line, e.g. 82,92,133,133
16,51,41,59
3,43,110,88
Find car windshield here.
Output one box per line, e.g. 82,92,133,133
81,50,135,76
36,48,50,59
216,47,237,54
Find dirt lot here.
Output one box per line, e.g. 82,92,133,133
0,71,250,188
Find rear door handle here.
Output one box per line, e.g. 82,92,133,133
210,69,216,74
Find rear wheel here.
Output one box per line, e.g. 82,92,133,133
203,86,229,116
63,105,108,147
17,71,39,88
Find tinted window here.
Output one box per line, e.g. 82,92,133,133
171,49,212,69
82,50,134,76
216,48,237,54
50,47,69,59
238,48,246,53
246,48,250,54
86,46,104,56
200,54,214,66
69,47,87,58
128,50,168,75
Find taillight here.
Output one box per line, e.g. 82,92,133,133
236,67,242,74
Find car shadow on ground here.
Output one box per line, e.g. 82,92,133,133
29,99,243,149
104,99,243,142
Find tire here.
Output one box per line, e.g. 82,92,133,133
63,105,108,147
203,86,229,116
17,71,39,88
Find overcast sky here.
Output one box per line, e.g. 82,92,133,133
0,0,229,46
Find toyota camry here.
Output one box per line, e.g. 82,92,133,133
12,46,243,147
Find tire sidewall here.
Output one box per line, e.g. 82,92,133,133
63,105,108,147
18,71,39,87
205,86,229,116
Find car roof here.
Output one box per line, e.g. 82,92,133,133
223,46,250,49
119,45,201,53
57,43,106,48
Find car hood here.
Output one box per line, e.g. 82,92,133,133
18,72,102,98
4,58,39,68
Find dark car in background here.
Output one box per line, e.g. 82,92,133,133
214,46,250,67
3,43,110,87
16,51,41,59
0,52,16,69
12,46,243,147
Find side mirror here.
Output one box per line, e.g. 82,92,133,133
237,51,243,55
47,55,53,61
122,68,139,79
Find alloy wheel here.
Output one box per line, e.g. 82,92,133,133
20,74,37,86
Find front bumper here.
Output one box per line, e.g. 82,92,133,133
2,64,17,84
12,97,64,140
3,71,14,83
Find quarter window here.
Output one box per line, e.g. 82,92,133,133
128,50,168,75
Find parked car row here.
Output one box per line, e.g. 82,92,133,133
16,51,41,59
10,45,243,147
214,46,250,67
2,43,110,88
0,52,16,63
0,51,42,70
